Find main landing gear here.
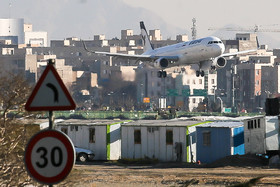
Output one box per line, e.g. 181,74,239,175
158,70,167,78
196,70,205,77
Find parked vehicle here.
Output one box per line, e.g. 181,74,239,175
75,146,95,162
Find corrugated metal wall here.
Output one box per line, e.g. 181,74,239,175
121,126,187,162
233,127,244,155
57,125,107,160
196,127,231,163
108,123,121,160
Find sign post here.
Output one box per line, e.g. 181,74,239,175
25,59,76,111
25,59,76,185
24,130,75,185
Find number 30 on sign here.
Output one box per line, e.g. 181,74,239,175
24,130,75,185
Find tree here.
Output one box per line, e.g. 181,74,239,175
0,74,32,126
0,121,40,186
0,74,38,186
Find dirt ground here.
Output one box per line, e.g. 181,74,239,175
57,155,280,187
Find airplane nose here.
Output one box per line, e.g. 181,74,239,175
213,44,224,56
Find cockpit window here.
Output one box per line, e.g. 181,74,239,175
208,41,222,44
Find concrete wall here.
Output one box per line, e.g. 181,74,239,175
196,127,232,163
243,116,266,154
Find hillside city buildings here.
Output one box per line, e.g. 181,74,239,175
1,18,279,113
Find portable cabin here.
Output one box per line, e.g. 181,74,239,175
121,119,208,162
196,121,244,163
192,115,266,155
55,119,126,160
241,116,266,154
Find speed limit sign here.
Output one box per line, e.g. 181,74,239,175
24,129,75,185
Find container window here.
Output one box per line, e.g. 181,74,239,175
203,131,211,146
166,130,173,145
89,128,96,143
71,125,78,131
61,127,68,135
134,130,141,144
250,121,254,129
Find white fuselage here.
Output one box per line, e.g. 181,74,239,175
144,36,225,68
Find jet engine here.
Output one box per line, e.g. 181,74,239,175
212,57,227,69
154,58,169,68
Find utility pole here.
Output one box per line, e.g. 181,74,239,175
232,64,237,113
8,0,12,33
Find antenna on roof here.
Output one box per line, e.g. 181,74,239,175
8,0,12,33
9,0,12,18
191,18,197,40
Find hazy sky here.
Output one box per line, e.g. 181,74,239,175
1,0,280,48
122,0,280,39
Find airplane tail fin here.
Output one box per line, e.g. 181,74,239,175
140,21,154,52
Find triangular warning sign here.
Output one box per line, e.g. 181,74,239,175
25,64,76,111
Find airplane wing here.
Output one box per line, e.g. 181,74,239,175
83,40,151,60
94,51,152,60
82,40,179,61
220,49,257,57
93,51,180,62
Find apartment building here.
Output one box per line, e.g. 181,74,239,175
261,65,280,100
222,33,258,54
0,46,37,83
149,29,162,41
0,18,47,46
236,55,275,112
134,64,177,108
172,67,217,111
4,20,279,113
37,55,74,89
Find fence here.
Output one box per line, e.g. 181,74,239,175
52,111,158,120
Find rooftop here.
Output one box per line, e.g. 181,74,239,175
55,119,128,126
196,121,244,128
122,119,206,127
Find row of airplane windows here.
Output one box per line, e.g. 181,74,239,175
184,40,222,46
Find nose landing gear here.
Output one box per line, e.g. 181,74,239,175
158,70,167,78
196,70,205,77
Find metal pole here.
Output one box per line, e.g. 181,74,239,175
49,111,54,187
217,97,223,113
48,60,55,186
49,110,54,130
232,64,236,113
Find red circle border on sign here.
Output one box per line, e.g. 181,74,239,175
24,130,75,184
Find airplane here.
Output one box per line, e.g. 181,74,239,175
83,21,256,78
